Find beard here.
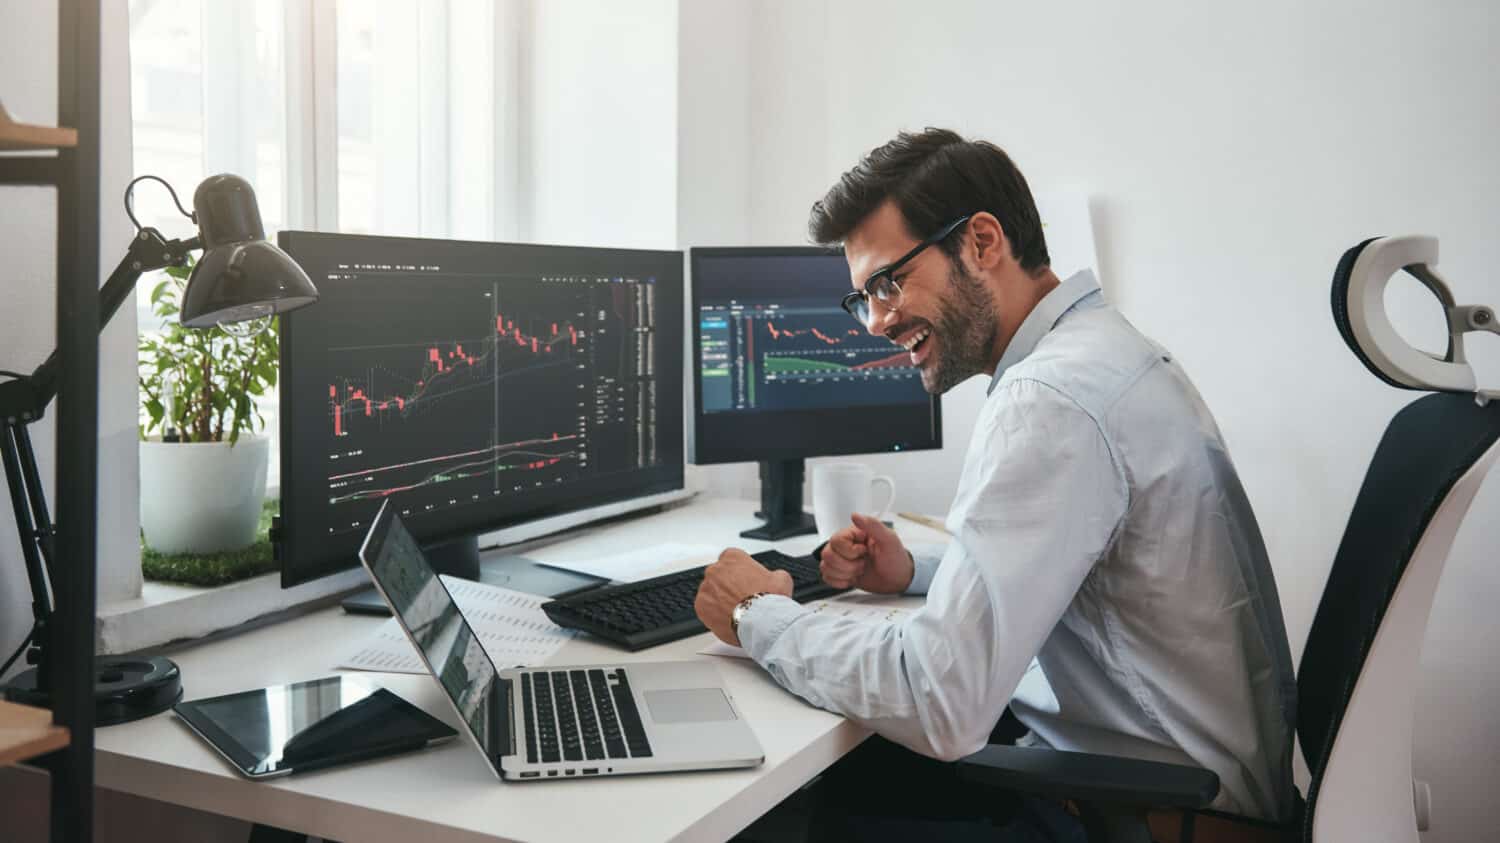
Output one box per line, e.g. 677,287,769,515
921,261,1000,394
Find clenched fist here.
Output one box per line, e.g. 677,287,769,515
694,548,794,646
819,512,914,594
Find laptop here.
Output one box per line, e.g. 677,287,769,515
357,500,765,781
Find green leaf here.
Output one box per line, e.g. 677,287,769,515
136,253,282,449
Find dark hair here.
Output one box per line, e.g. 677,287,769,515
808,128,1050,275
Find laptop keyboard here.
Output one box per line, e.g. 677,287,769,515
522,668,651,765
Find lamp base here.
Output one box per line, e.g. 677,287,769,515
3,655,182,726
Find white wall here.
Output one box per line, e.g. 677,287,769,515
0,0,140,683
695,1,1498,839
675,0,752,496
522,0,679,250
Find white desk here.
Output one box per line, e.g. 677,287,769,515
93,497,941,843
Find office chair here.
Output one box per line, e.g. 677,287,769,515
956,234,1500,843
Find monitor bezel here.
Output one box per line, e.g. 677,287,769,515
278,231,686,588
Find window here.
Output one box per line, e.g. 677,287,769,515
130,0,290,306
128,0,520,492
335,0,503,238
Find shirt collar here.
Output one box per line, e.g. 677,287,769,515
987,269,1102,395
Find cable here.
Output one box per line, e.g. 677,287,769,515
0,627,33,678
0,370,26,381
123,174,195,233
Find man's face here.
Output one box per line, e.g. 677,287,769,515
845,202,1000,394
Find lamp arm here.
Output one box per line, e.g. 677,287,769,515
23,229,199,413
4,172,306,720
1,424,53,667
0,227,198,688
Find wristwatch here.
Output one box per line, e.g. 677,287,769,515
730,591,772,640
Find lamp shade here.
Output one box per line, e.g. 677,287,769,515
180,174,319,328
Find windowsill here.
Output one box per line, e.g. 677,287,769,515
97,488,697,654
97,566,368,655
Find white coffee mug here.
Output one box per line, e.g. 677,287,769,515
812,462,897,541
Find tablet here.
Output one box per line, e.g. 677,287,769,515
174,675,457,779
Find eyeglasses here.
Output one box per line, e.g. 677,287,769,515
840,214,972,325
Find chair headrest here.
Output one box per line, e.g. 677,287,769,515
1331,235,1497,398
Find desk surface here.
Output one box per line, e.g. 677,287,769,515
94,497,941,843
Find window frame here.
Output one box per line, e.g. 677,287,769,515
125,0,525,593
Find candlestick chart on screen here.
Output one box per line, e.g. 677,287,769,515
698,304,925,413
317,272,658,537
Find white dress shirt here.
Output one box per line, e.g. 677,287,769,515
738,270,1297,820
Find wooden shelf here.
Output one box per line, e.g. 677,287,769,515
0,700,70,766
0,102,77,151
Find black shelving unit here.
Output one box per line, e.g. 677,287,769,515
2,2,102,841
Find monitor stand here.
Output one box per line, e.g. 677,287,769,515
340,534,607,615
740,458,818,541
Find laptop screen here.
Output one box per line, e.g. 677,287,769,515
359,502,509,765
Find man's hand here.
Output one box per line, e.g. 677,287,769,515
694,548,794,647
820,512,914,594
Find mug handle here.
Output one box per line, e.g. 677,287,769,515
869,475,896,521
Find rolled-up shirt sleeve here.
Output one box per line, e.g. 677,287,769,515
738,379,1127,761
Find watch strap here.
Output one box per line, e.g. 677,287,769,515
731,591,772,638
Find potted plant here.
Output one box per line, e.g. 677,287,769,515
137,258,279,554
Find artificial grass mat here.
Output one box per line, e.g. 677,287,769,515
141,499,277,587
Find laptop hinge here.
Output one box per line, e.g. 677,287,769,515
501,676,516,759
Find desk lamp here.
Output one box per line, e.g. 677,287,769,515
0,173,318,725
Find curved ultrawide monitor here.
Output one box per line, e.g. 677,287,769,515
278,232,684,587
690,247,940,465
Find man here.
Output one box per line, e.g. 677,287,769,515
694,129,1297,840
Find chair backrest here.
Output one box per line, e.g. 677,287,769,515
1298,236,1500,842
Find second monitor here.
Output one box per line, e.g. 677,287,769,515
690,247,941,539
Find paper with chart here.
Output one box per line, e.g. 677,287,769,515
337,576,576,675
698,596,911,660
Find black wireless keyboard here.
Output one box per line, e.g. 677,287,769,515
542,549,845,650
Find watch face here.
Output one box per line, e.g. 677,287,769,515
731,592,765,636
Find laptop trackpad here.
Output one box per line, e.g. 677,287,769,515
644,688,736,723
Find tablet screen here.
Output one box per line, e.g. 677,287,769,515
174,676,455,777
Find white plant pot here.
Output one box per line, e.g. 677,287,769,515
140,435,269,554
